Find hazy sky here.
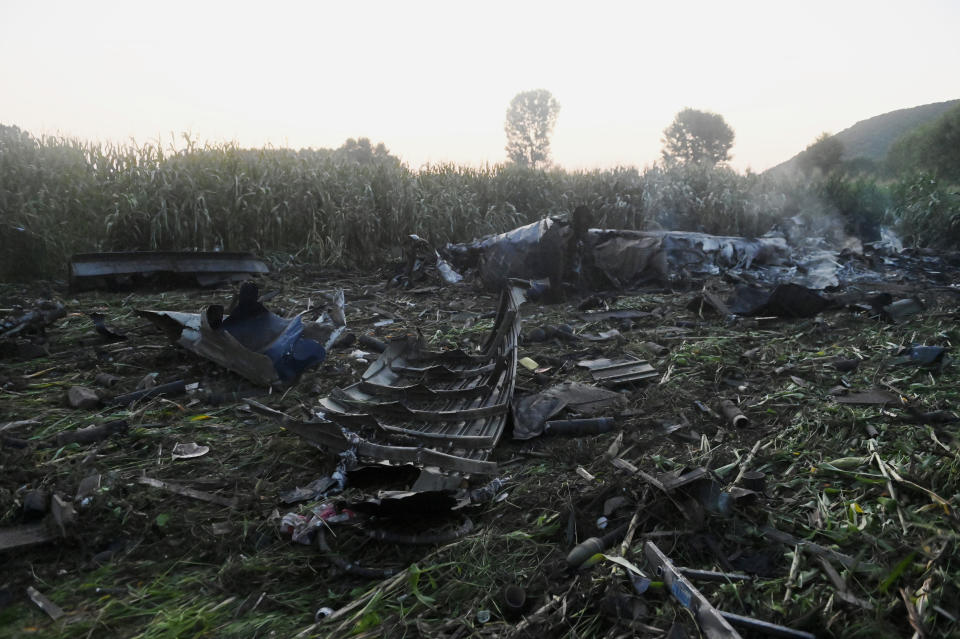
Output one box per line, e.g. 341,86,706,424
2,1,958,172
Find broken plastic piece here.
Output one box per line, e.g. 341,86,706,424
511,393,567,440
512,382,625,440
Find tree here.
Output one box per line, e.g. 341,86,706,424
334,137,399,166
661,108,734,166
797,132,844,175
504,89,560,168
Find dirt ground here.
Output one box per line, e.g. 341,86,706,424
1,256,959,639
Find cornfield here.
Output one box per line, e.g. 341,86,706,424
5,124,953,280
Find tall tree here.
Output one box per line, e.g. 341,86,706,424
661,108,734,166
798,132,844,175
504,89,560,168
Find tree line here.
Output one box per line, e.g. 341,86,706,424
505,89,735,170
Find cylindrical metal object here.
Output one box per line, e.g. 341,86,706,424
565,537,606,568
544,417,615,436
741,470,767,492
357,334,387,353
720,610,816,639
719,399,749,428
676,567,752,583
501,585,526,619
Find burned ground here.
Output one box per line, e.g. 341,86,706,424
1,260,959,639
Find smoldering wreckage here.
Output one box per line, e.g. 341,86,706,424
2,211,959,638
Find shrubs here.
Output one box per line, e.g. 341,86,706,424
4,124,953,280
891,173,960,247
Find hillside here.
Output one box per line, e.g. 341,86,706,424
767,98,960,173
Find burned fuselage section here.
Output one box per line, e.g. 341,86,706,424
443,218,791,292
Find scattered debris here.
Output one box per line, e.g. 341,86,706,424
137,477,238,508
543,417,615,437
644,541,743,638
881,296,925,323
579,354,658,386
0,523,59,552
282,285,525,474
89,312,127,341
834,389,901,405
512,382,626,440
66,385,100,409
1,301,65,344
4,230,960,638
107,379,188,406
27,586,64,621
445,220,790,290
94,372,123,387
727,283,834,318
69,251,269,290
540,381,629,414
139,282,329,387
718,399,749,428
891,344,949,368
55,420,128,447
171,442,210,460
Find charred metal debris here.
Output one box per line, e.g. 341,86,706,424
69,251,269,290
272,284,527,475
6,213,960,639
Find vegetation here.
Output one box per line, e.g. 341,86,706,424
885,103,960,182
504,89,561,169
797,133,845,176
660,108,735,167
769,99,960,174
3,101,960,637
891,173,960,246
3,102,960,283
